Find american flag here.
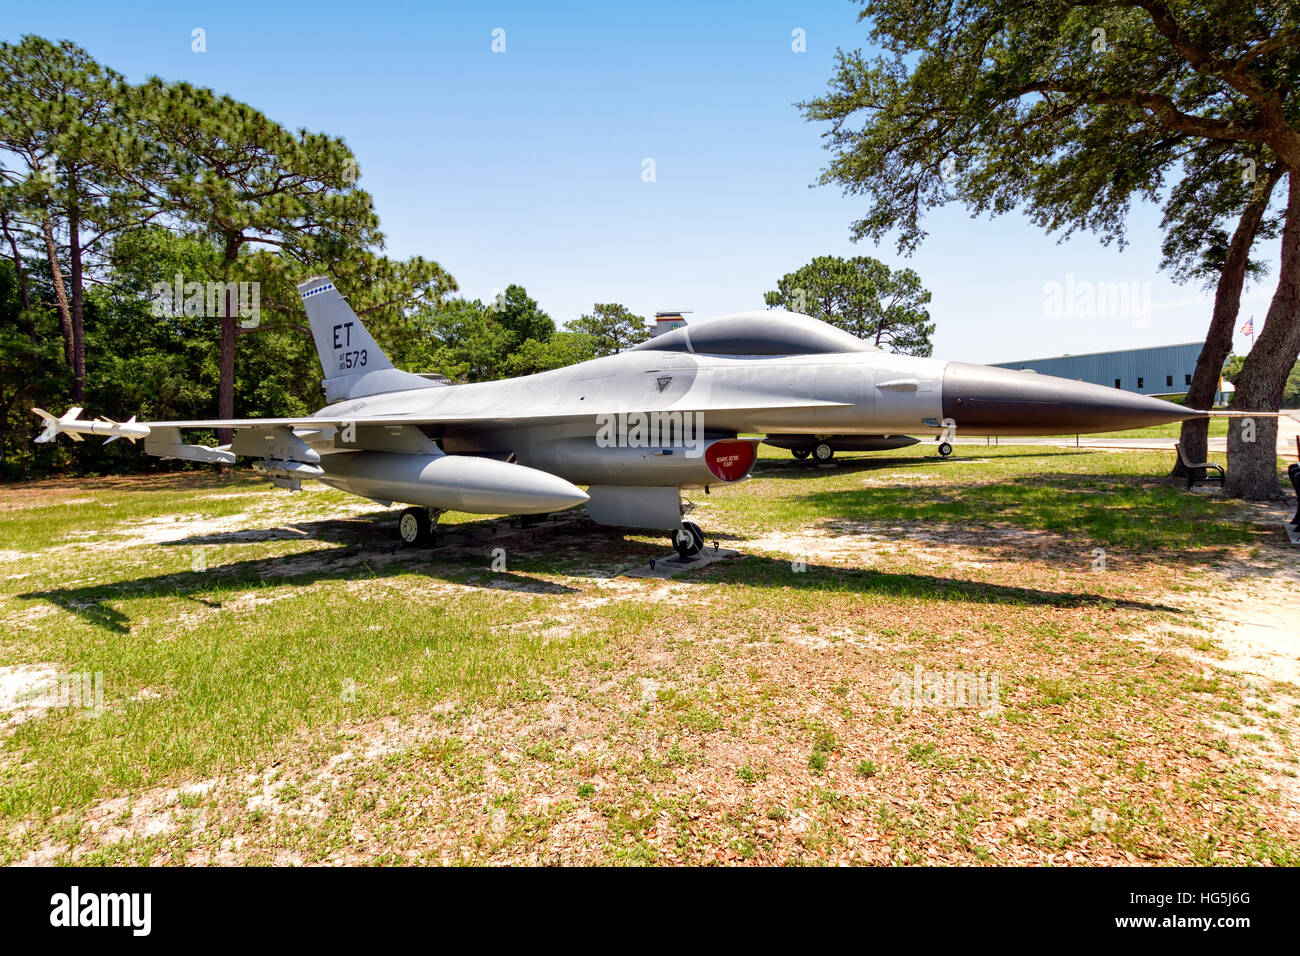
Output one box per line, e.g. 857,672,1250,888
1240,317,1254,335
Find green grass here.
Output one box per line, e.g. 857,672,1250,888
0,574,625,816
734,443,1270,550
0,475,266,552
0,443,1293,865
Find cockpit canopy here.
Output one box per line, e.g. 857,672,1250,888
628,309,879,356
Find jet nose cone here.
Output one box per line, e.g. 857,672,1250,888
941,362,1200,435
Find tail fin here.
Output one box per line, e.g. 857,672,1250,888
33,406,86,442
298,276,431,403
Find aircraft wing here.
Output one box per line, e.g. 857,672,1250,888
33,395,850,463
37,397,849,436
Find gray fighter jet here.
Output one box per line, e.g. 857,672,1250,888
35,275,1202,559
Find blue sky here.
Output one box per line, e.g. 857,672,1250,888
1,0,1276,363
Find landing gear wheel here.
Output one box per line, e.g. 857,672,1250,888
813,442,835,463
397,506,432,546
791,448,811,460
937,441,953,458
673,520,705,560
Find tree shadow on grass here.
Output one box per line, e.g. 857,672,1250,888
21,522,1179,633
705,555,1181,614
20,466,1246,633
20,541,582,633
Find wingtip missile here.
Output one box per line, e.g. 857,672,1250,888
31,407,151,445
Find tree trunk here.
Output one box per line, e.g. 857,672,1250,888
69,210,86,403
218,311,236,446
1,209,32,317
216,236,241,446
1225,171,1300,500
41,217,75,372
1173,163,1283,477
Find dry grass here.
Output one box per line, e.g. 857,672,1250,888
1,446,1297,865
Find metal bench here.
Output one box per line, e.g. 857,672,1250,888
1175,442,1225,490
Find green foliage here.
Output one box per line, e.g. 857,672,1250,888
801,2,1298,264
422,298,506,382
568,303,650,356
504,332,597,377
764,254,934,355
1222,355,1246,384
0,36,459,476
0,260,67,476
423,289,594,383
0,36,137,250
127,77,383,267
1159,149,1285,287
490,284,554,350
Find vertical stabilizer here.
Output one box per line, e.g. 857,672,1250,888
297,276,431,402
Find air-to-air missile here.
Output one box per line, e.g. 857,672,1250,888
32,408,151,444
35,276,1203,559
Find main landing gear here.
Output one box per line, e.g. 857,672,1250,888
398,506,444,547
673,520,705,560
791,442,834,462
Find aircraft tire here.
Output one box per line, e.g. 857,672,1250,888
938,441,953,458
398,506,433,546
791,448,810,460
673,520,705,560
813,442,834,462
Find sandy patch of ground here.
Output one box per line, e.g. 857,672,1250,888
1176,570,1300,686
0,664,62,726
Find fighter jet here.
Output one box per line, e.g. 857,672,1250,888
34,275,1202,559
